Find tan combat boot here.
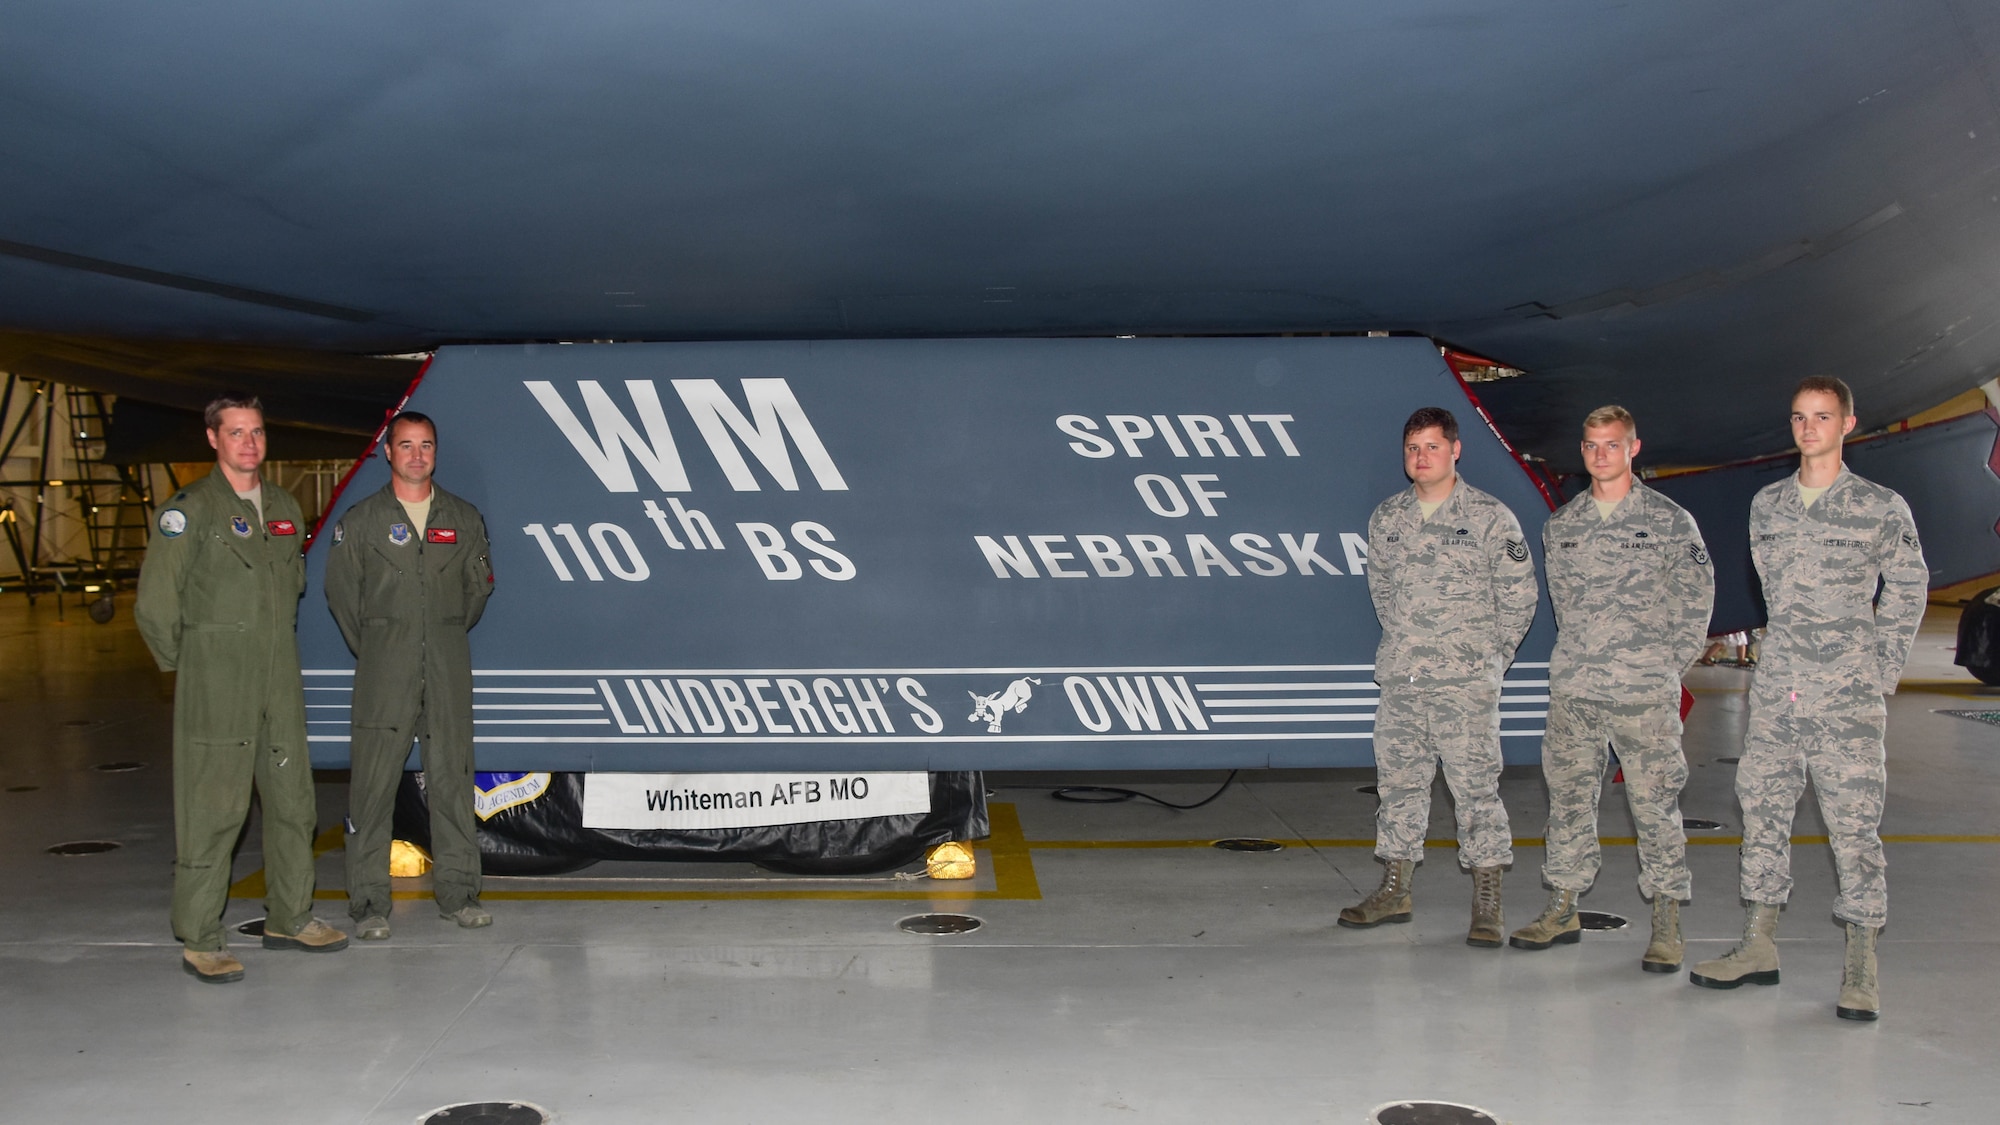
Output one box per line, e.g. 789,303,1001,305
1467,866,1505,948
1689,902,1780,988
1642,895,1683,973
1836,922,1880,1021
1508,888,1580,950
181,948,245,984
262,917,351,953
1338,859,1414,928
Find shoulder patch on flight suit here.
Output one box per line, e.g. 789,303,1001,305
427,527,457,544
331,522,344,545
388,522,411,546
158,509,187,537
230,515,252,538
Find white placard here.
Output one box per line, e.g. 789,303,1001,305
581,771,932,830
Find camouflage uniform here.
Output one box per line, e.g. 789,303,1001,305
1741,467,1926,926
1366,476,1539,868
1541,481,1713,901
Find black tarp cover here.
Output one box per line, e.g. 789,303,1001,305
395,770,989,875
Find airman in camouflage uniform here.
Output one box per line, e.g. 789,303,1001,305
1341,407,1539,947
1508,406,1713,971
1691,377,1926,1022
136,394,350,983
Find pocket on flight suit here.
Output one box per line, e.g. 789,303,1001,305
180,738,257,825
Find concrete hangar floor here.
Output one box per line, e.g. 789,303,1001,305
1,596,1995,1125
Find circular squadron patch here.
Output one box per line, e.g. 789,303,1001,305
230,515,252,537
388,522,411,546
157,509,187,537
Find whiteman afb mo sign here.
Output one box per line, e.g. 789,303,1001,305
299,337,1556,772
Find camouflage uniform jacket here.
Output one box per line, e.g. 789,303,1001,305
1543,480,1714,705
1367,476,1539,685
1749,466,1927,702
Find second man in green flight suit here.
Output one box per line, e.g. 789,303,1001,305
326,411,496,939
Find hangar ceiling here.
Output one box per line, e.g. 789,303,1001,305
3,1,1999,468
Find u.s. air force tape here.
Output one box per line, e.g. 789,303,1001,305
158,509,187,538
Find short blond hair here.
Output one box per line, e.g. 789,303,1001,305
1582,404,1636,439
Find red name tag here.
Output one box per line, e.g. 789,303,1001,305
427,528,457,544
267,520,297,536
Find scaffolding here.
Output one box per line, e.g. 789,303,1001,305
0,376,171,616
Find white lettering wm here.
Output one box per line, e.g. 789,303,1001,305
525,380,690,493
671,378,848,492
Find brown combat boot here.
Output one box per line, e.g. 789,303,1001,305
1467,866,1505,947
1689,902,1780,988
181,948,245,984
262,917,351,953
1642,895,1683,973
1836,922,1880,1021
1508,888,1579,950
1338,859,1414,928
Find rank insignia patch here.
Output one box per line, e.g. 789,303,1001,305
427,527,457,544
230,515,252,538
389,523,411,546
1504,539,1528,562
1688,544,1709,565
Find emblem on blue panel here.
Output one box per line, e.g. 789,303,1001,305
157,509,186,538
473,772,550,820
389,522,411,546
968,677,1041,733
230,515,252,538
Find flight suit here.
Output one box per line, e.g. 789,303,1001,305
1365,477,1539,869
1540,481,1713,901
1741,467,1925,926
135,469,317,952
325,484,494,921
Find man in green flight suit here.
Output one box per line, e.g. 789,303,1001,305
326,411,495,939
137,393,350,984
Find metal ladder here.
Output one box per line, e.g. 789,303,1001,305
62,385,155,586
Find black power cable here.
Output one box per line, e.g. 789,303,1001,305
1051,770,1238,811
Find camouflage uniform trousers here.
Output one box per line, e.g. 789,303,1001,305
1738,692,1888,926
1540,692,1690,901
1372,681,1513,869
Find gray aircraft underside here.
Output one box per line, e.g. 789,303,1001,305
3,2,2000,469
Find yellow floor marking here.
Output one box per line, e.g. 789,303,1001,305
1020,832,2000,850
1899,680,1996,694
238,804,1045,903
227,824,348,900
228,807,2000,904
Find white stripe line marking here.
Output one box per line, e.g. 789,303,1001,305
1205,699,1378,708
